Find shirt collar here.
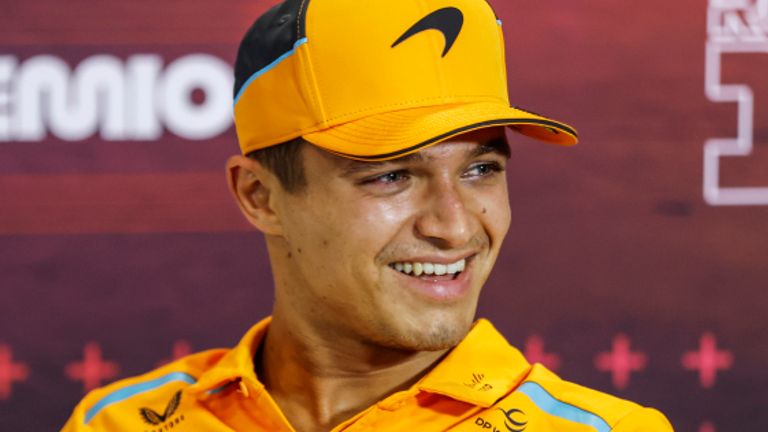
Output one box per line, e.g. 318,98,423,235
188,317,530,407
187,316,271,397
416,319,531,407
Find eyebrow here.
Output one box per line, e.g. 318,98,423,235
339,136,510,177
339,152,424,177
472,137,510,158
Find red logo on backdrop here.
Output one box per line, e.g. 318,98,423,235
65,342,121,392
0,344,30,400
594,334,647,390
523,335,561,371
682,332,734,388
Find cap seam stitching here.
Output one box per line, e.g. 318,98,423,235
301,40,327,127
296,0,309,40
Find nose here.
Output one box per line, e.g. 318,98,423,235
414,177,475,249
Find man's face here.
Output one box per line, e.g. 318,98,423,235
269,129,511,351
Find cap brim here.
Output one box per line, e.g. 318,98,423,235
302,101,578,161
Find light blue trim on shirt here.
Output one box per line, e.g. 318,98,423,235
84,371,197,424
207,382,230,395
233,37,309,106
517,381,611,432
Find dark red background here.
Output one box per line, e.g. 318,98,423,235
1,0,766,430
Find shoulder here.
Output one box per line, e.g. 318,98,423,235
61,348,227,432
512,364,673,431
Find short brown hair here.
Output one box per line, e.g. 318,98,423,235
247,137,307,193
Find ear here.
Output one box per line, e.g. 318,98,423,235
226,155,284,236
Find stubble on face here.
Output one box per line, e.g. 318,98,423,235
269,130,511,355
368,234,494,351
364,313,473,352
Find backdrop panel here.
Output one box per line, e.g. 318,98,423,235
1,0,766,430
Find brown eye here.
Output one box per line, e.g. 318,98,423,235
362,170,410,185
463,162,503,179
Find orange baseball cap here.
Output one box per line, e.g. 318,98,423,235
233,0,578,161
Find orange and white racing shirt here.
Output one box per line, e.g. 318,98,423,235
63,318,673,431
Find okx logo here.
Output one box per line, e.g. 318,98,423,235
139,390,184,428
704,0,768,205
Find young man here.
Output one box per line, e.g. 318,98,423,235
64,0,673,430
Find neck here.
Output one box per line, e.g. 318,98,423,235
258,307,448,431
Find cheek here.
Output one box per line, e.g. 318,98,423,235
357,196,413,229
278,197,340,273
287,193,412,271
339,198,414,270
478,185,511,241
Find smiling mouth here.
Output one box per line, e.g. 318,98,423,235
388,256,470,281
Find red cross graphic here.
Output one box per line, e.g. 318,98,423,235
682,332,733,388
699,421,716,432
524,335,561,371
156,340,192,367
594,334,647,390
65,342,120,392
0,344,30,401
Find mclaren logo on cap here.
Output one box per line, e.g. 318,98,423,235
391,7,464,57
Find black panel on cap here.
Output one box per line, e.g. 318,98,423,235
234,0,310,98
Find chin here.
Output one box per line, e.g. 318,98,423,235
377,311,475,352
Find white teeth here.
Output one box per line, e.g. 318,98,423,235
413,262,423,276
423,263,434,275
434,264,447,275
391,258,467,276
